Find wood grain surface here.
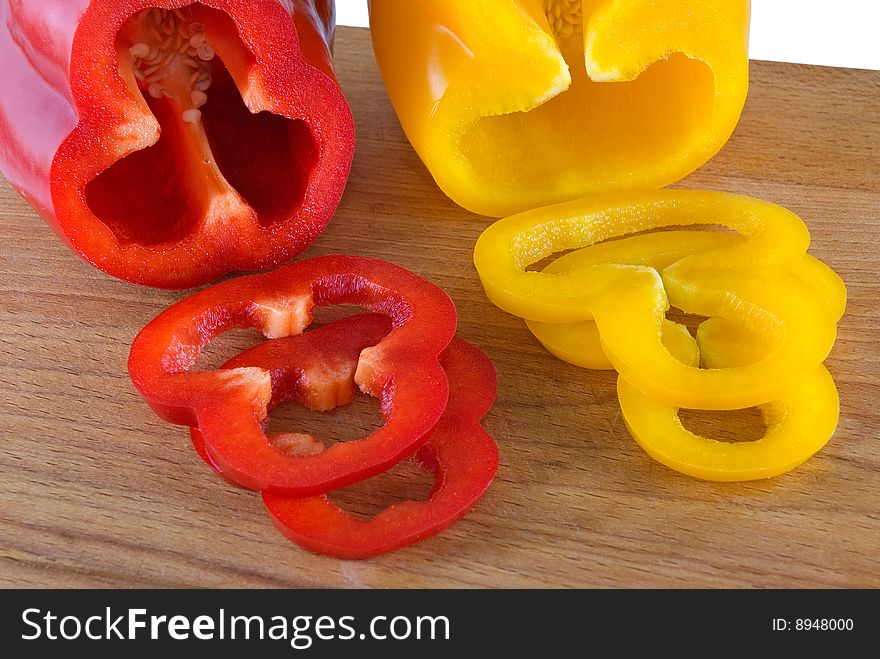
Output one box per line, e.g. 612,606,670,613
1,27,878,588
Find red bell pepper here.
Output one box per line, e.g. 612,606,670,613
0,0,354,288
190,318,499,559
261,336,499,559
128,255,458,495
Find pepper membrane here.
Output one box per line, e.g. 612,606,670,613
0,0,354,288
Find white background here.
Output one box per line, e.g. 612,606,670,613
336,0,880,70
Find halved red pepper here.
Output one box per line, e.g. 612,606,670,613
190,316,499,558
0,0,354,288
128,255,457,495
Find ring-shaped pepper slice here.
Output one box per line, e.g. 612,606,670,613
189,313,394,485
189,316,499,557
618,318,839,481
128,255,457,495
261,336,499,559
526,230,846,369
474,190,837,409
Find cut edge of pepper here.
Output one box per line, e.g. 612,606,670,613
51,0,354,288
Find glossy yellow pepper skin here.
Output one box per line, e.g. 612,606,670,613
368,0,750,216
618,318,839,481
473,190,838,410
526,231,847,369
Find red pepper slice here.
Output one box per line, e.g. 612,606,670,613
128,255,457,495
0,1,354,288
190,317,499,558
261,336,499,559
190,313,394,483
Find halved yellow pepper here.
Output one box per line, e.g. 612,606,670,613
368,0,750,216
618,318,839,481
473,190,838,409
526,231,846,369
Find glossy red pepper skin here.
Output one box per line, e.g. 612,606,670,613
128,255,457,495
0,0,354,288
190,317,499,558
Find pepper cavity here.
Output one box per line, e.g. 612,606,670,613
128,7,215,125
83,3,325,252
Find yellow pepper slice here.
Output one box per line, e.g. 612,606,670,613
526,231,846,369
369,0,750,216
527,230,736,368
473,190,838,409
618,318,839,481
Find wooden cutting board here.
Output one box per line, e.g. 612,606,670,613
1,27,878,588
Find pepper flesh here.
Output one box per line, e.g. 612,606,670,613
474,190,838,409
618,318,840,481
526,230,847,369
128,255,457,495
0,0,354,288
369,0,749,216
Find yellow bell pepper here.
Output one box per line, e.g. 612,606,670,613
618,317,839,481
368,0,750,216
526,231,846,369
473,190,838,410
